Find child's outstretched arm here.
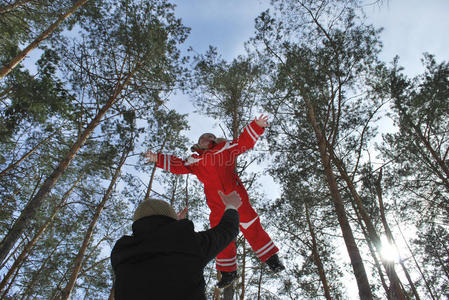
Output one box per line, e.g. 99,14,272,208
232,114,270,155
144,150,191,174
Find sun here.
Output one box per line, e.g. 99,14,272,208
380,235,401,262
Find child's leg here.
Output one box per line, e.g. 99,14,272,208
209,210,237,272
216,241,237,272
237,188,279,262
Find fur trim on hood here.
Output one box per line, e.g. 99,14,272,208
191,138,227,153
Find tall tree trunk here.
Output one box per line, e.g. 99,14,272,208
257,265,263,300
169,176,178,207
364,225,391,299
0,235,25,270
239,242,247,300
0,133,54,179
60,145,130,299
375,169,420,300
144,137,168,201
0,0,90,79
184,174,189,219
350,197,391,299
0,71,135,265
0,176,81,293
330,150,406,299
1,258,23,299
304,97,373,300
305,203,332,300
144,163,158,201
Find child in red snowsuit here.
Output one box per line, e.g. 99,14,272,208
145,115,284,287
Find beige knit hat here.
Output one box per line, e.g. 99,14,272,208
133,199,177,221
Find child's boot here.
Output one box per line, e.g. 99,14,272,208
266,254,285,273
217,271,238,289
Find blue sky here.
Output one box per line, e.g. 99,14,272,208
169,0,449,132
174,0,449,74
366,0,449,75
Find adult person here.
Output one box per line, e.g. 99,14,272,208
111,190,242,300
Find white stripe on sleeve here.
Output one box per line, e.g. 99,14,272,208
245,125,257,142
248,123,260,139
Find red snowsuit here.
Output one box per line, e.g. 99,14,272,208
155,120,279,272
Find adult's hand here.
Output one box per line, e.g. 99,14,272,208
177,206,189,220
218,190,242,210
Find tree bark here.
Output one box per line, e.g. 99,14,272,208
59,145,130,299
304,97,373,300
0,0,90,79
305,203,332,300
0,70,134,265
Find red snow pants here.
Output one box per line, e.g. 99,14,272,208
206,185,279,272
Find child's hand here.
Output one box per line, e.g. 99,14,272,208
255,114,270,128
144,150,157,163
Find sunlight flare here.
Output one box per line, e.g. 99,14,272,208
380,236,400,262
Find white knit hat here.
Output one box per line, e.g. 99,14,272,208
133,199,177,221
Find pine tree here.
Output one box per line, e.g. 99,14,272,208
0,0,189,265
249,0,394,298
379,54,449,298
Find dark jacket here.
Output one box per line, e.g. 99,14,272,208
111,209,239,300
